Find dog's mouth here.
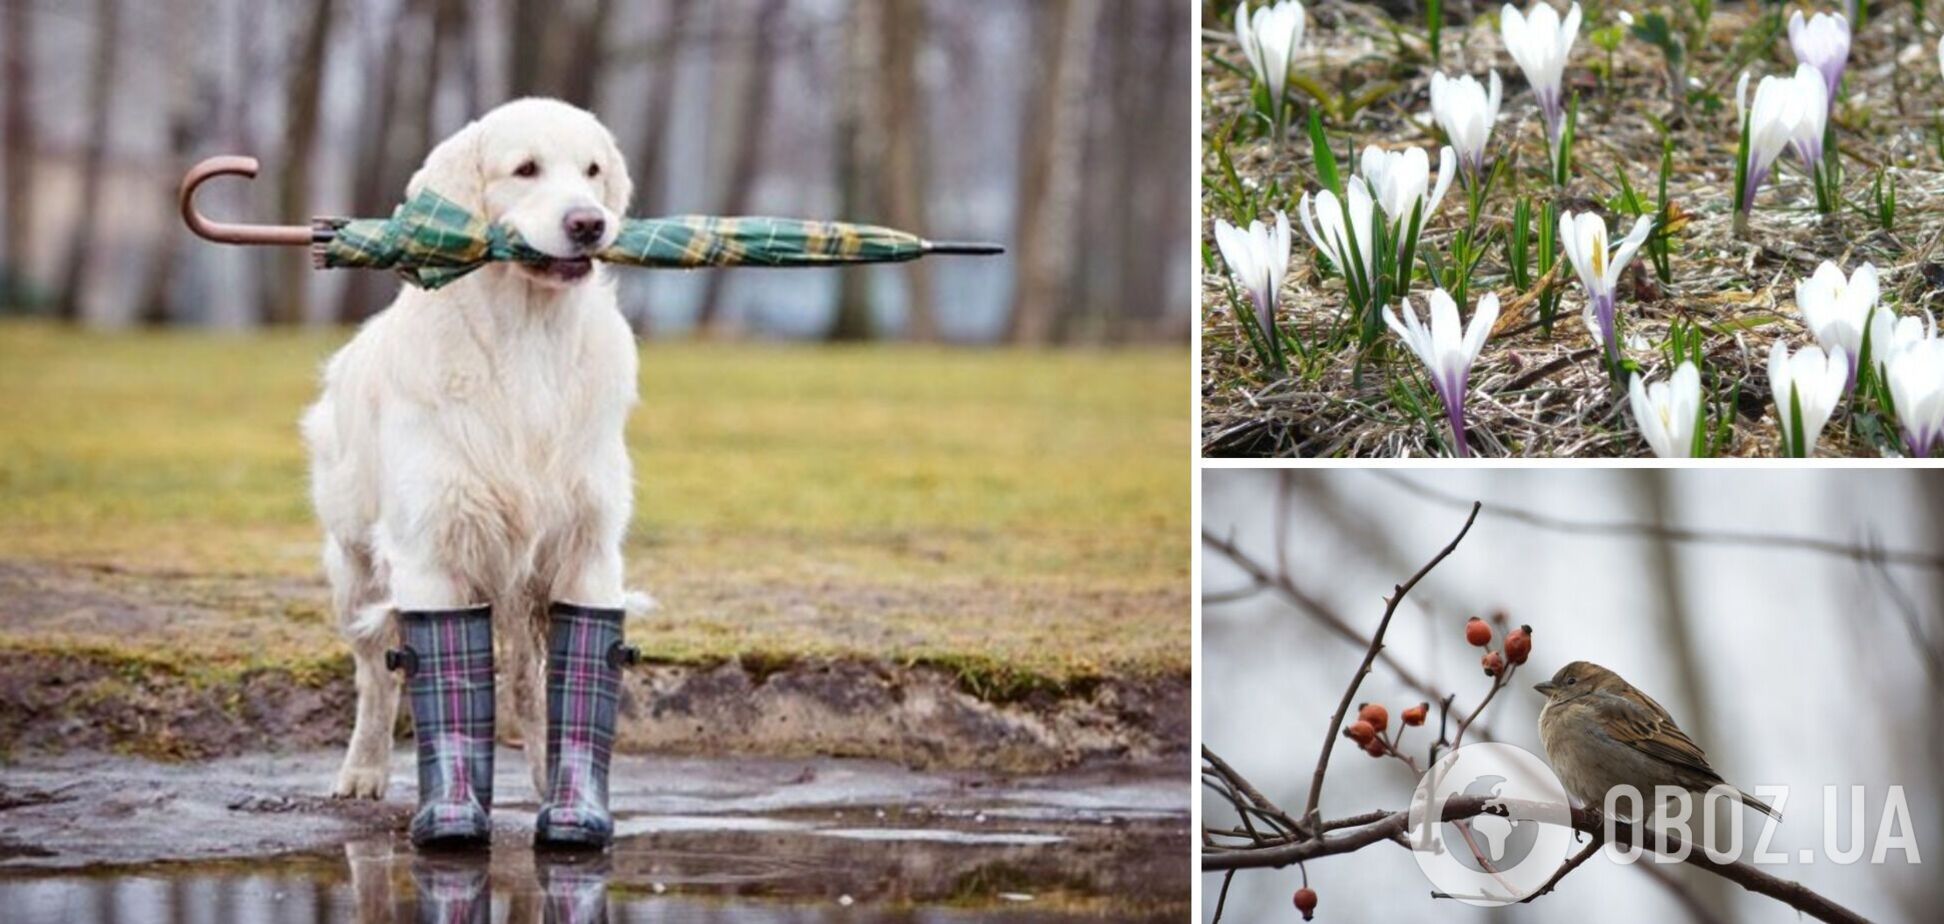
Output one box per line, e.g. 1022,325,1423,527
525,257,594,283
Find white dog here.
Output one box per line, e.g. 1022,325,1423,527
304,98,640,799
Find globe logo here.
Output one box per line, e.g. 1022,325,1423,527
1406,742,1576,906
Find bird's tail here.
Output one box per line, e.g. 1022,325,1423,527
1738,788,1781,821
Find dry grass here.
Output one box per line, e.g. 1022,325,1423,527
1201,1,1944,457
0,323,1189,685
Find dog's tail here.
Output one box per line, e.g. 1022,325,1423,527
348,600,395,641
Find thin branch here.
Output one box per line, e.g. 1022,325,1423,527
1374,470,1944,572
1201,796,1872,924
1201,530,1497,743
1302,502,1482,829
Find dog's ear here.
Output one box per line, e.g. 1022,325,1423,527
596,124,634,217
406,118,488,215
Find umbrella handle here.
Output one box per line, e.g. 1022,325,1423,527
179,155,321,246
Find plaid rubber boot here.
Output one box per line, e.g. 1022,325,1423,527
409,854,491,924
538,852,612,923
391,605,496,849
534,603,639,849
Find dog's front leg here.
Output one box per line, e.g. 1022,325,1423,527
334,632,401,798
501,589,552,800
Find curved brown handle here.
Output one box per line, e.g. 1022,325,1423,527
179,155,318,246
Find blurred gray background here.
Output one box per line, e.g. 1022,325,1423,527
1203,468,1943,923
0,0,1190,343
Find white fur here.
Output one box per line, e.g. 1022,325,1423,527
305,99,640,800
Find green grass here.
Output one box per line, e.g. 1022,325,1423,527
0,322,1189,685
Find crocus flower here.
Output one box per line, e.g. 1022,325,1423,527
1384,289,1499,458
1793,259,1878,387
1558,210,1653,365
1788,10,1849,106
1874,312,1938,380
1298,179,1377,285
1768,341,1848,457
1428,71,1503,180
1784,64,1830,170
1887,338,1944,457
1735,68,1815,216
1236,1,1306,123
1499,2,1581,142
1213,212,1292,340
1357,144,1457,232
1628,361,1703,458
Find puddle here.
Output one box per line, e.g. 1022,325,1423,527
0,749,1188,921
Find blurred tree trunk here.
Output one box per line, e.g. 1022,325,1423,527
54,0,122,324
1636,470,1734,921
558,0,613,108
268,0,336,326
507,0,547,97
1059,0,1130,344
2,0,33,301
1142,0,1192,343
693,0,784,336
1005,0,1098,345
826,0,883,342
880,0,933,341
137,0,205,326
335,0,415,325
631,1,688,218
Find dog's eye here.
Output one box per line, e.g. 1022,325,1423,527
586,163,601,178
514,160,539,178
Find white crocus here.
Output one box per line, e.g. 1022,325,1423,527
1557,210,1653,364
1384,289,1499,458
1785,64,1830,170
1887,338,1944,458
1428,71,1503,180
1213,212,1292,340
1236,1,1306,124
1768,341,1848,457
1735,69,1813,215
1499,2,1582,142
1298,179,1378,287
1793,260,1878,386
1358,144,1456,230
1628,361,1703,458
1875,312,1938,380
1788,10,1849,107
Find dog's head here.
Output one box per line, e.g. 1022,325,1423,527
407,98,634,288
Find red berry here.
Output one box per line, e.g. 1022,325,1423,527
1362,737,1387,757
1402,702,1428,726
1481,650,1505,677
1345,720,1376,745
1357,703,1389,733
1465,617,1492,647
1505,626,1532,665
1294,886,1318,919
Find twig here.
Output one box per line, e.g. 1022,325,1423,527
1202,795,1872,924
1375,471,1944,572
1302,502,1482,829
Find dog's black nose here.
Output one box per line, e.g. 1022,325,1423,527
563,208,606,248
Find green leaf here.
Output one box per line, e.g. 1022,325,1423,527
1309,109,1341,198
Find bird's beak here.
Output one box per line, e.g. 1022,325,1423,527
1533,681,1558,696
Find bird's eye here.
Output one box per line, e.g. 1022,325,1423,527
586,162,601,178
514,160,539,178
1566,677,1577,685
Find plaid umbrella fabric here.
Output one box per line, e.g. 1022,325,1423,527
316,189,939,290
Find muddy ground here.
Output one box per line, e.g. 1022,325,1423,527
0,749,1189,922
0,560,1188,774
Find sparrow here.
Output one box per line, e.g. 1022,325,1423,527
1535,661,1779,821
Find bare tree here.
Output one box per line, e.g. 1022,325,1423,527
557,0,614,108
693,0,785,335
137,0,209,326
1005,0,1098,345
826,0,883,342
54,0,123,323
1,0,33,302
879,0,933,341
268,0,337,325
336,0,420,325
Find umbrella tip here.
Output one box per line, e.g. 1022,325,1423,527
922,240,1006,256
